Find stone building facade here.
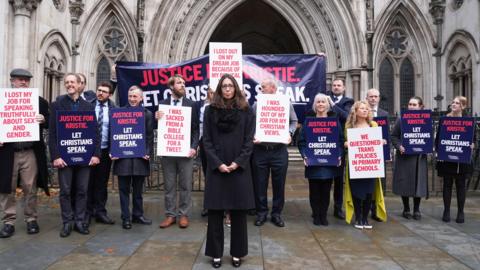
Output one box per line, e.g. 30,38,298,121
1,0,478,114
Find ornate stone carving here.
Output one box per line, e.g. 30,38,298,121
69,0,84,25
9,0,41,16
383,28,409,58
52,0,65,11
429,0,446,25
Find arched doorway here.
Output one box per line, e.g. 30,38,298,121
205,0,303,55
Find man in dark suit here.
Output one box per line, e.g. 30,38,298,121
157,74,199,229
0,68,50,238
327,79,354,219
367,88,389,222
49,73,101,237
85,81,116,226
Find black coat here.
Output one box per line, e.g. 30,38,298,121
112,106,153,176
0,97,50,195
203,106,255,210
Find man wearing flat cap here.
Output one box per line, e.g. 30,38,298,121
0,68,50,238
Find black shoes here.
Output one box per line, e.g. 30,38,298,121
363,220,373,230
96,214,115,225
201,209,208,217
402,211,412,219
132,216,152,225
271,216,285,227
232,257,241,268
122,220,132,230
313,216,328,226
413,211,421,220
211,258,222,268
442,210,451,222
456,212,464,223
371,215,383,222
333,209,345,220
254,216,267,226
74,223,90,235
26,221,40,234
0,224,15,238
60,223,72,237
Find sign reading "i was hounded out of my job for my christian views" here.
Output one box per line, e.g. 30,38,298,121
255,94,290,144
347,127,385,179
0,88,39,142
401,109,433,155
437,116,475,164
110,107,146,159
209,42,242,89
156,105,191,157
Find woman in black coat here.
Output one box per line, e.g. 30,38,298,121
436,96,475,223
298,93,342,226
203,74,255,268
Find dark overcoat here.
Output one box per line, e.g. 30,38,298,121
0,97,50,195
112,106,153,176
391,119,428,197
203,106,255,210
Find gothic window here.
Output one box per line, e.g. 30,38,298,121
447,43,472,109
400,58,415,109
384,28,409,58
378,58,395,114
43,42,66,102
96,56,111,86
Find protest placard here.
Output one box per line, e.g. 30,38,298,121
209,42,242,89
347,127,385,179
57,111,96,165
157,105,191,157
0,88,39,142
110,107,146,158
437,116,475,164
401,109,433,154
373,116,391,161
255,94,290,144
303,117,341,166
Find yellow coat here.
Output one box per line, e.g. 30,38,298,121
343,121,387,224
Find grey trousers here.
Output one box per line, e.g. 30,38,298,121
161,156,193,217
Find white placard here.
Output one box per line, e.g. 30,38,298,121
0,88,39,142
255,94,290,144
156,105,192,157
347,127,385,179
209,42,243,89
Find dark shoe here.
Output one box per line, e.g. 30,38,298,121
333,209,345,219
319,216,329,226
159,217,176,228
313,216,321,226
27,221,40,234
363,220,373,230
456,212,464,223
354,220,363,230
0,224,15,238
402,211,412,219
60,223,72,238
132,216,152,225
84,214,92,227
122,220,132,230
74,223,90,235
247,209,257,216
201,209,208,217
254,216,267,226
371,215,383,222
413,211,421,220
271,216,285,227
442,210,451,222
212,258,222,268
232,257,241,268
96,214,115,225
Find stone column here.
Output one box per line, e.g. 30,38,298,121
350,69,362,101
69,0,84,71
429,0,446,111
326,73,333,93
9,0,41,69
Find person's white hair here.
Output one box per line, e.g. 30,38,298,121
312,93,331,113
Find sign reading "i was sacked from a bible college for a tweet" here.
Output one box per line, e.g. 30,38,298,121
303,117,341,166
255,93,290,144
0,88,39,142
437,116,475,164
56,111,97,165
156,105,191,157
400,109,433,155
110,107,146,159
347,127,385,179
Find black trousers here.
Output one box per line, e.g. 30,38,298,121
118,176,145,221
352,194,372,222
308,179,333,219
333,159,345,211
443,176,466,213
87,148,112,218
206,210,248,258
58,166,90,224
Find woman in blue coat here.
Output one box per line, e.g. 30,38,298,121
298,93,343,226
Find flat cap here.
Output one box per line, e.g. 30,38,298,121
10,68,33,78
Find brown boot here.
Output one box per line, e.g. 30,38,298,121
159,217,176,228
179,216,189,228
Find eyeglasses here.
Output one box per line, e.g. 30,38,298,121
221,84,234,89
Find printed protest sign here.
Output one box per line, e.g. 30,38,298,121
57,111,96,165
347,127,385,179
304,117,341,166
374,116,391,161
110,107,146,158
157,105,191,157
437,116,475,164
255,94,290,144
0,88,39,142
209,42,243,89
401,110,433,154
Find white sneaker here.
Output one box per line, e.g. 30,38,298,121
363,221,373,230
354,221,363,229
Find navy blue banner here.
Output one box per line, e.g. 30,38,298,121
116,54,326,123
110,107,146,159
303,117,341,166
437,116,474,163
374,116,391,161
57,111,96,165
400,110,433,154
